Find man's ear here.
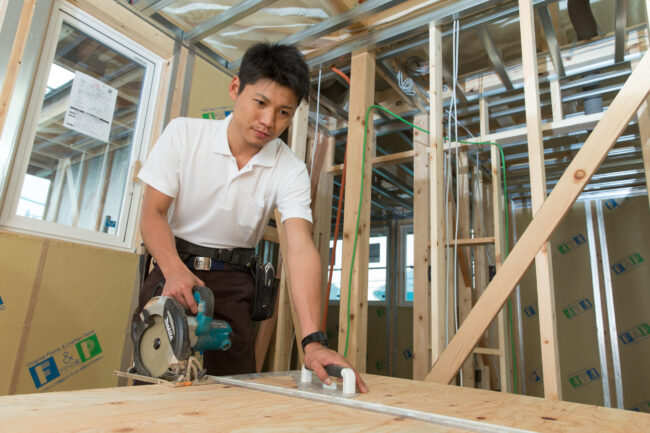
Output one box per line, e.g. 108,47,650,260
228,76,240,101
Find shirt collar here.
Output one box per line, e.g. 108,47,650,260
213,113,279,167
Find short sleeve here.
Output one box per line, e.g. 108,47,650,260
276,162,312,223
137,118,183,198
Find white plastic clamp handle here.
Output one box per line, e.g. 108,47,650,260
300,364,355,395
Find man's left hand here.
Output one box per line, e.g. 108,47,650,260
303,343,368,393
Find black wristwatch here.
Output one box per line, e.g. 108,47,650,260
301,331,328,350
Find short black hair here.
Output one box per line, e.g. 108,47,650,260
238,43,310,106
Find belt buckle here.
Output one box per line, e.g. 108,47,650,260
194,256,212,271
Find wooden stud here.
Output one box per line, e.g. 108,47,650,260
274,210,305,366
457,152,475,388
328,150,415,175
312,120,336,309
445,237,495,247
550,78,563,122
473,347,501,356
338,49,375,371
426,49,650,386
518,0,562,400
0,0,36,141
449,112,605,151
491,144,512,393
632,59,650,210
271,253,293,370
167,46,189,122
413,114,430,380
428,22,446,366
69,0,174,58
289,100,309,161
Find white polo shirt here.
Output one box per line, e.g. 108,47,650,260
138,115,312,249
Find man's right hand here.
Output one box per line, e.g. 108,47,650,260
161,265,205,314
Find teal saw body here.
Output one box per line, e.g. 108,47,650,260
131,286,232,379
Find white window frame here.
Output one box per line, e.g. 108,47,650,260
328,227,390,306
0,2,163,251
398,221,414,307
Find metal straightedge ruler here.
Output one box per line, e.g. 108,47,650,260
209,371,535,433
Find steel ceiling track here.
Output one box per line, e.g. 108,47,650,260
183,0,277,42
476,26,514,91
537,4,565,77
229,0,411,71
305,0,497,68
614,0,628,63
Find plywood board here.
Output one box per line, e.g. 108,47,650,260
1,374,648,432
1,232,138,396
601,196,650,411
0,232,44,395
186,55,234,120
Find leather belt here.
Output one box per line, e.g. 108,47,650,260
175,237,255,268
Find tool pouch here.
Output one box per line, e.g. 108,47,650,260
250,258,277,321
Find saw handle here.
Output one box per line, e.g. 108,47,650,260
192,286,214,317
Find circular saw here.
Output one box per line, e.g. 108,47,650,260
130,286,233,383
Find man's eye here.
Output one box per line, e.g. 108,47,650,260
255,99,264,106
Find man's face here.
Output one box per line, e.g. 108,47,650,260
228,76,298,150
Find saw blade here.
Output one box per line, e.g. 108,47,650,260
139,315,173,378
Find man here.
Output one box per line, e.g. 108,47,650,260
136,43,367,393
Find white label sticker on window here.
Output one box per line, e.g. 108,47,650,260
63,71,118,142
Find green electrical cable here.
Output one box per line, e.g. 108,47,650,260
343,104,518,393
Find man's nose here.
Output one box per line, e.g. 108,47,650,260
259,109,274,128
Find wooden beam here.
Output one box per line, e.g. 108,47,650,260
640,91,650,213
491,143,511,393
633,61,650,211
289,100,309,161
312,120,336,310
449,112,604,150
445,237,495,247
429,23,446,365
262,225,279,244
425,48,650,385
550,78,563,122
69,0,174,58
473,347,501,356
413,114,430,380
0,0,35,141
275,210,305,366
338,49,375,371
457,152,475,388
327,150,414,174
167,46,189,121
518,0,561,400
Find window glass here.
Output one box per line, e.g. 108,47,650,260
1,6,160,249
405,231,414,302
329,233,388,302
15,22,145,235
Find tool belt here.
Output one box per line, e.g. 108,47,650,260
175,237,277,321
175,237,255,270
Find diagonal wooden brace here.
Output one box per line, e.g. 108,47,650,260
426,49,650,384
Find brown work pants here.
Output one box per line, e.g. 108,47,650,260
135,265,256,376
